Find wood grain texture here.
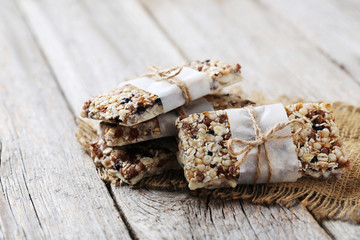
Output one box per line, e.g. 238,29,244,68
18,0,184,113
112,187,329,240
0,0,130,239
260,0,360,83
141,0,360,105
16,0,335,239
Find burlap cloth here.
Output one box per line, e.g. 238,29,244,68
76,98,360,222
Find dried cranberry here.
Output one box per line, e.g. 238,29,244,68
206,129,215,135
219,114,227,123
203,117,212,127
114,128,123,138
310,156,318,163
315,110,325,117
129,128,139,139
115,162,121,171
306,111,315,119
217,166,226,176
136,106,146,114
320,148,329,154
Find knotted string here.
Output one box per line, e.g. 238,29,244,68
142,65,192,105
227,106,305,184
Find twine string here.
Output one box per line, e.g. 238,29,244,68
227,106,304,184
142,65,192,105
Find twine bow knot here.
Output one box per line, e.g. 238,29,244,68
227,106,304,184
142,65,192,105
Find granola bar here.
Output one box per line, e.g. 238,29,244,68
285,103,349,179
176,103,348,190
81,60,242,126
100,94,254,147
90,138,180,185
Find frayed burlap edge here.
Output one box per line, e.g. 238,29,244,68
76,101,360,222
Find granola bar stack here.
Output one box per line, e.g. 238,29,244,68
78,60,245,185
77,60,350,190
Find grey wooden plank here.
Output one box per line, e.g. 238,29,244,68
18,0,333,239
113,186,329,240
141,0,360,105
142,0,360,238
0,0,131,239
259,0,360,83
260,0,360,237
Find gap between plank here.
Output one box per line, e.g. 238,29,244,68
105,183,139,240
306,207,336,240
239,200,259,239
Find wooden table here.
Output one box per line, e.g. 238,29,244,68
1,0,359,239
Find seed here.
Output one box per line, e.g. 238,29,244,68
214,125,226,135
328,153,336,162
317,153,328,162
314,142,322,150
299,108,308,116
195,158,202,164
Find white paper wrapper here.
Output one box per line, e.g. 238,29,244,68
120,67,211,113
157,98,214,137
225,104,300,184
